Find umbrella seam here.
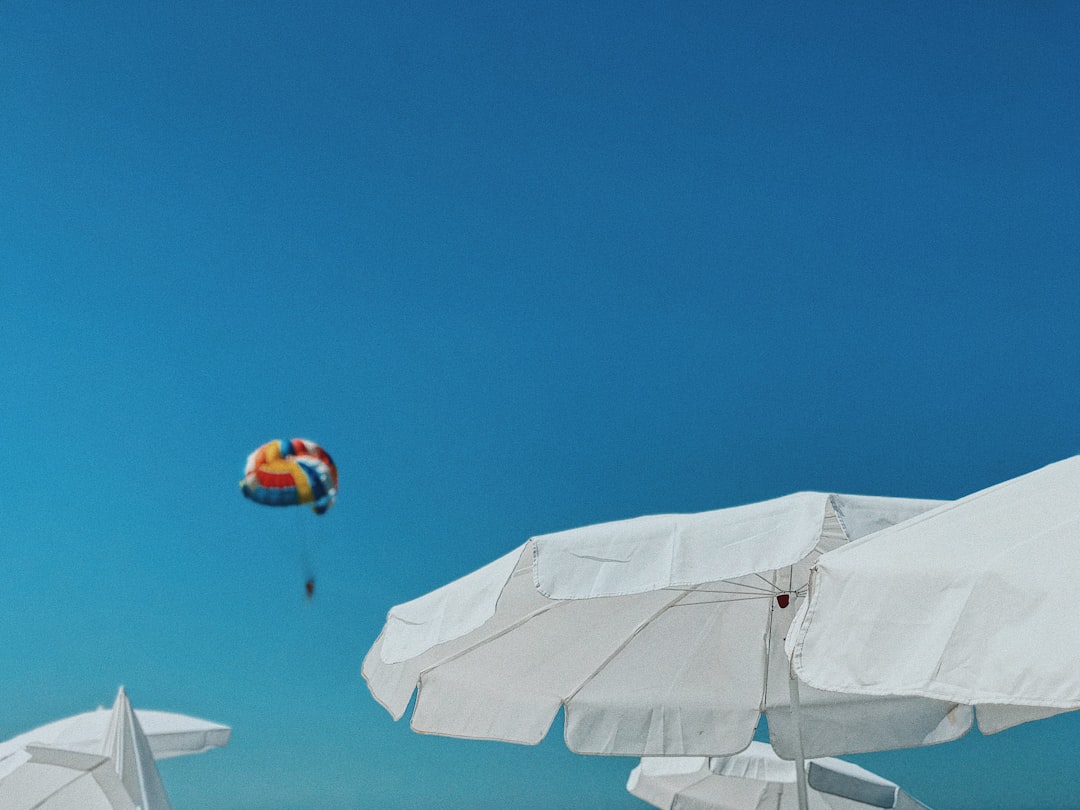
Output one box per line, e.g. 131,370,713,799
414,601,563,679
26,754,92,810
561,588,698,707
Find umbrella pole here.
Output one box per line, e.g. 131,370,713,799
787,670,810,810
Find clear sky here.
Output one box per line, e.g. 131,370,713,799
2,2,1079,808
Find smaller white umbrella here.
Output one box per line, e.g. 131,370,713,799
0,688,231,763
0,687,231,810
627,742,930,810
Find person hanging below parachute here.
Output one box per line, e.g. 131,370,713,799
240,438,338,600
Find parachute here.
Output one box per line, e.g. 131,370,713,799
240,438,338,514
240,438,339,599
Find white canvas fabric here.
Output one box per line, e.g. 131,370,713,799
364,493,968,759
790,456,1080,734
379,544,523,665
0,746,139,810
0,687,230,809
0,699,231,768
120,710,231,760
627,743,930,810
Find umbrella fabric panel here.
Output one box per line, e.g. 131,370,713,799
708,747,796,782
378,544,524,665
627,757,718,808
826,495,947,546
791,455,1080,728
969,703,1069,734
0,755,95,807
364,545,545,721
131,711,232,760
411,576,689,745
764,689,971,762
532,494,945,600
0,747,138,810
628,756,775,810
563,583,772,755
674,779,777,810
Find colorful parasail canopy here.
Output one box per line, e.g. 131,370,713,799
240,438,338,515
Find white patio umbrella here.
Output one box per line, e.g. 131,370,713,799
0,687,231,810
627,742,930,810
364,492,965,810
790,455,1080,735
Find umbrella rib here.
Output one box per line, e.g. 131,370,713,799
668,575,807,600
28,763,89,809
563,588,699,704
666,594,775,606
415,600,566,675
753,571,777,589
684,582,777,595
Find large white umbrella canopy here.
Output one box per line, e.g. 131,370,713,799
627,742,930,810
790,455,1080,734
0,687,231,810
364,492,967,766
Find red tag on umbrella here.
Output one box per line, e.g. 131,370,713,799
776,593,790,609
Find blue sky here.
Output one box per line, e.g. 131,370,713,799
2,2,1079,808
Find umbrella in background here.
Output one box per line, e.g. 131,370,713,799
0,688,231,764
0,687,230,810
790,455,1080,735
364,492,962,810
627,742,930,810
